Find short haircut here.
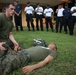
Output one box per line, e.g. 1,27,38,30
48,43,57,51
6,3,14,8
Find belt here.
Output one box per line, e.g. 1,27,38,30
26,13,32,15
64,17,69,18
37,14,42,15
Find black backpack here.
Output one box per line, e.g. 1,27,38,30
33,39,47,47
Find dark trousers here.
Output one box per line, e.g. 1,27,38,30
56,17,63,32
26,14,34,31
63,17,70,33
36,14,43,31
69,16,76,35
14,14,23,31
45,17,53,31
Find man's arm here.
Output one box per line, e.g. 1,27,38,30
9,32,18,45
22,55,54,73
9,32,20,51
70,10,76,14
14,10,21,16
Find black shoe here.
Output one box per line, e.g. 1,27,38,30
70,34,73,36
65,32,67,34
21,29,23,31
41,29,44,31
59,31,61,33
28,29,31,31
56,30,58,33
37,29,39,31
16,30,19,31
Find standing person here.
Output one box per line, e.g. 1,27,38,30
35,3,44,31
0,42,57,75
55,4,64,33
69,2,76,35
14,0,23,31
24,2,35,31
44,5,54,32
0,3,20,53
63,4,71,34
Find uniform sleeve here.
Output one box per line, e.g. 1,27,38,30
35,8,37,12
44,9,46,14
41,7,43,12
39,7,43,12
49,50,57,59
32,7,34,11
24,7,26,12
51,8,53,13
71,7,74,11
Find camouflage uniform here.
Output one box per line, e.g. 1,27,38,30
0,43,30,75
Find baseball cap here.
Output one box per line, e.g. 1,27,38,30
27,2,30,4
65,3,68,6
36,3,40,5
14,0,18,2
46,4,50,7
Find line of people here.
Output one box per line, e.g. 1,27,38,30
2,0,76,35
24,2,76,35
24,2,54,32
56,3,76,35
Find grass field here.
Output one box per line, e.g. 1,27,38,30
10,27,76,75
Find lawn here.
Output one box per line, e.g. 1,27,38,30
10,27,76,75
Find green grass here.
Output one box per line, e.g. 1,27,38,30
10,27,76,75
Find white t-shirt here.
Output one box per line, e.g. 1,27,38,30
44,8,53,17
71,6,76,16
35,7,43,15
57,8,64,17
24,6,34,14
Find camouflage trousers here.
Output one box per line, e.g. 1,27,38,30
0,50,30,75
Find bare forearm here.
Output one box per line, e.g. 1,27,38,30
31,61,47,70
19,10,21,15
31,56,54,70
56,9,58,13
9,33,16,43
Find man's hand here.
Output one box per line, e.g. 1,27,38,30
14,45,21,51
0,42,7,51
14,42,21,51
22,65,34,73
